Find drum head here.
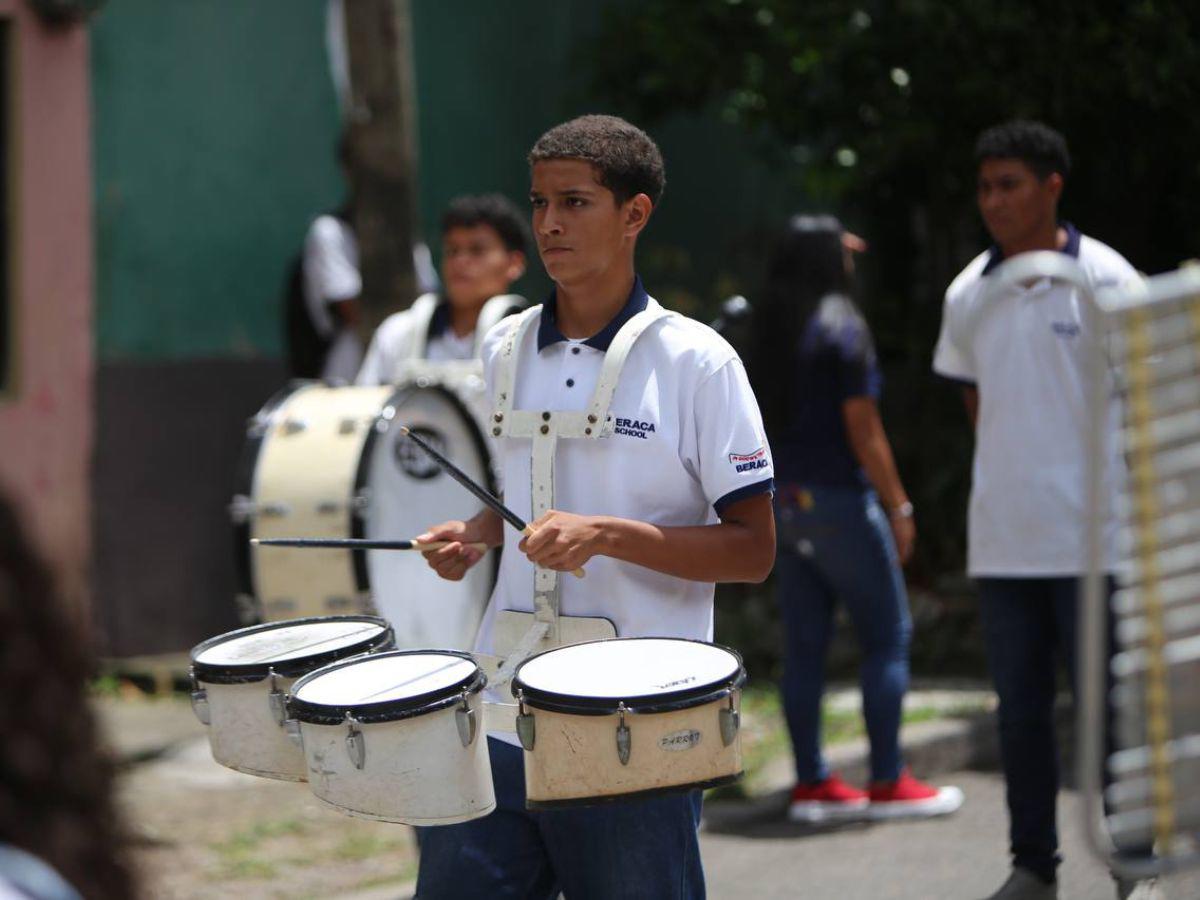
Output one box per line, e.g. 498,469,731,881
359,384,495,650
513,638,744,713
191,616,392,683
289,650,483,724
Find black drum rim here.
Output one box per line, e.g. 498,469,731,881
287,648,486,725
511,637,747,716
190,615,394,684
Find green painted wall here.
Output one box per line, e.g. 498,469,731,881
91,0,343,360
92,1,807,361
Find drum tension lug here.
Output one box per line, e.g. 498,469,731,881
189,669,210,726
455,690,477,748
616,702,632,766
284,718,303,748
267,668,287,727
515,690,536,751
345,714,366,770
719,693,740,747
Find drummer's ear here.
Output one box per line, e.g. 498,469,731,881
506,251,527,283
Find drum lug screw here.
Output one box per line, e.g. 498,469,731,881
493,412,504,422
493,427,502,437
188,669,210,726
616,702,632,766
267,668,287,727
587,414,597,424
542,411,551,421
345,714,366,770
584,428,592,436
540,425,549,435
455,690,478,748
516,690,536,751
719,693,740,747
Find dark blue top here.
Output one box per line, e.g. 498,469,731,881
772,294,882,487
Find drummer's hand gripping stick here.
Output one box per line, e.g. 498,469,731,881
398,425,586,579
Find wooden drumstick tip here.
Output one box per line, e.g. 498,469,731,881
397,425,410,436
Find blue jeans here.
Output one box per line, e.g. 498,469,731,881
976,576,1144,882
775,485,912,784
415,738,705,899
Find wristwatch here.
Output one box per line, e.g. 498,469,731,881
889,501,914,520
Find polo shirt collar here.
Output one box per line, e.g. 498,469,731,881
536,276,650,352
981,221,1081,276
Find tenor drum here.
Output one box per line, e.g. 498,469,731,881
511,638,746,808
189,615,393,781
288,650,494,825
231,380,496,649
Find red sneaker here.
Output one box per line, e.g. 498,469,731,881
787,773,869,822
867,769,964,819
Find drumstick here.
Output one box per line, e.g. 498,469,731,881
251,538,489,552
398,425,586,579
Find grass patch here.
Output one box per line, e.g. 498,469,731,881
331,830,409,862
210,818,310,880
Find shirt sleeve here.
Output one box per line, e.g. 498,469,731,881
692,357,775,515
931,291,975,384
830,316,882,400
303,217,361,318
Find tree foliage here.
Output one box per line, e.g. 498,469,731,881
586,0,1200,585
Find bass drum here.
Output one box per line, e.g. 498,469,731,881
231,380,496,651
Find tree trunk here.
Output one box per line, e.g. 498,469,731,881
341,0,421,335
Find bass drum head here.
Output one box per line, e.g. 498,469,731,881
360,384,496,650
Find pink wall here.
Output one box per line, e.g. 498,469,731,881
0,1,93,616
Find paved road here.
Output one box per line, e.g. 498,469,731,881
700,769,1200,900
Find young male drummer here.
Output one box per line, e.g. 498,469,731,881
416,115,776,898
355,193,530,383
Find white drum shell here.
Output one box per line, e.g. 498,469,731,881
522,691,743,806
297,699,495,825
200,678,306,781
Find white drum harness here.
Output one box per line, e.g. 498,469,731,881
484,302,674,688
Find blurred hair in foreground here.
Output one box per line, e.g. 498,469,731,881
0,495,137,899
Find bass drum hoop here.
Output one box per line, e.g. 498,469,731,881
349,381,500,594
288,649,486,725
190,614,394,684
511,637,747,717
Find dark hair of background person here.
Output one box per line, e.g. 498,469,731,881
440,193,532,257
528,114,666,206
748,214,853,435
0,495,137,900
974,119,1072,181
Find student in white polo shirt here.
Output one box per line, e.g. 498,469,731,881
415,115,776,899
355,194,530,384
933,120,1148,900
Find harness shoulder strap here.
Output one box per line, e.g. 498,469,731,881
404,293,442,361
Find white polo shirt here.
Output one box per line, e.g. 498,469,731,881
357,295,527,384
303,215,364,382
932,225,1138,577
474,277,774,658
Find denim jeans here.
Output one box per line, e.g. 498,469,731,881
415,737,706,899
774,485,912,784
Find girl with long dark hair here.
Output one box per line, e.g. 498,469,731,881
750,215,962,822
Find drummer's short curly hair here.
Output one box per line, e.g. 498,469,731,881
975,119,1071,181
528,115,666,206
